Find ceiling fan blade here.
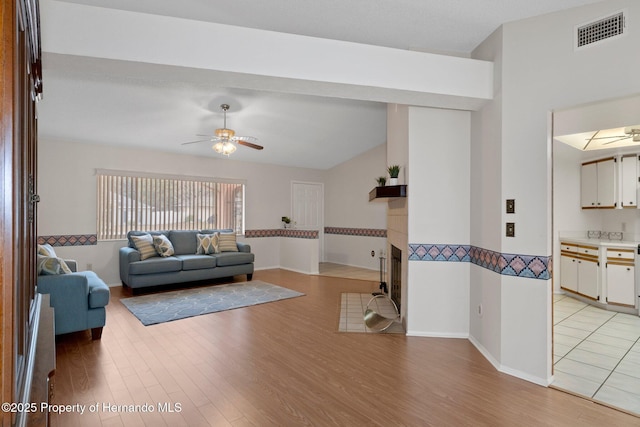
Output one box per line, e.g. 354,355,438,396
588,135,628,140
237,140,264,150
602,136,631,145
181,139,210,145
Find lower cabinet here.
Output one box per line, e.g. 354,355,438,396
606,247,636,307
560,242,599,300
578,257,599,300
560,241,638,311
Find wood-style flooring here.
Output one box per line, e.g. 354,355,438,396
51,269,638,426
317,262,379,281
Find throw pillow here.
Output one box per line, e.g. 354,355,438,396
218,233,239,252
196,233,219,255
37,243,57,257
131,234,158,260
37,255,72,275
153,234,175,257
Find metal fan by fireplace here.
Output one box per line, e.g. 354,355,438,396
182,104,263,156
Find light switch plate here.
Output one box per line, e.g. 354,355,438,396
506,222,515,237
506,199,515,214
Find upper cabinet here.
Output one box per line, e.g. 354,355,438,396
620,154,639,208
581,157,616,209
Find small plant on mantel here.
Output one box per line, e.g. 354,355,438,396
387,165,400,185
376,176,387,187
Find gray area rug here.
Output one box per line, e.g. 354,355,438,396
121,280,304,326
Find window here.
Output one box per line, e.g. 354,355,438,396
97,169,245,240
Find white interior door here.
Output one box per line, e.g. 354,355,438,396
292,181,324,261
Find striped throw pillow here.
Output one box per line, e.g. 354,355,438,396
131,234,158,260
218,233,238,252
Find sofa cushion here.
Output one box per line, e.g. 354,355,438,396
37,255,72,275
131,234,158,260
196,233,219,255
153,234,175,257
169,230,199,255
215,252,254,267
218,233,239,252
176,254,217,270
129,257,182,275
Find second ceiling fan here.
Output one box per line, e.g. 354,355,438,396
182,103,263,156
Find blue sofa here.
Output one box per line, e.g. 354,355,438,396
37,258,111,340
119,229,254,290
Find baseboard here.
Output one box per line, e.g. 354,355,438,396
279,266,319,275
406,330,469,339
468,335,552,386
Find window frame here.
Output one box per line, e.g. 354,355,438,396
96,169,246,240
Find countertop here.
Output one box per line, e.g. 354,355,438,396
560,237,638,249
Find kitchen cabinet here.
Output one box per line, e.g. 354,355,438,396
606,247,636,307
620,154,638,208
560,242,599,300
581,157,616,209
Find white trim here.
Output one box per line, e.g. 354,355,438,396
406,331,469,339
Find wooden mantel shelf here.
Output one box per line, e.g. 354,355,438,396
369,185,407,201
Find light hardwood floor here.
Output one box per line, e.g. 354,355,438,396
51,269,637,426
317,262,380,282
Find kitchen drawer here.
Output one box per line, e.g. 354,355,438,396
606,248,635,261
560,242,578,253
577,245,598,257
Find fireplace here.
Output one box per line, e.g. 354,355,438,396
390,245,402,311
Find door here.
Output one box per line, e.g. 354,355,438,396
620,155,638,208
607,264,636,306
560,254,578,292
292,181,324,260
578,258,599,300
596,158,616,208
581,162,598,208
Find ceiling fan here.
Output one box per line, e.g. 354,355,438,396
182,104,263,156
582,126,640,150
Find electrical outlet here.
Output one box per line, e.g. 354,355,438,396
371,250,375,257
477,304,483,317
87,263,93,271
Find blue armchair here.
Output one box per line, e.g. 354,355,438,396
36,256,110,340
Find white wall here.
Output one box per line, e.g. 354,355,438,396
38,138,388,284
406,107,471,337
324,144,387,270
37,138,325,284
470,0,640,385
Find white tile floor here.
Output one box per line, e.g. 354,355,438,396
338,293,404,334
553,294,640,415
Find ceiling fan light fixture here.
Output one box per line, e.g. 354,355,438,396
213,141,237,156
215,128,235,139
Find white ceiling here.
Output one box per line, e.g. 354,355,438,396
38,0,604,169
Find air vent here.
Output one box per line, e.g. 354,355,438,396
576,11,625,49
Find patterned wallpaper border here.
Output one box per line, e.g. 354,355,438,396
38,234,97,246
245,229,318,239
408,243,552,280
324,227,387,238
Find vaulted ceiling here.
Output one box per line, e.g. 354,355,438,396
38,0,603,169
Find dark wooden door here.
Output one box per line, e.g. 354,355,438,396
0,0,42,424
